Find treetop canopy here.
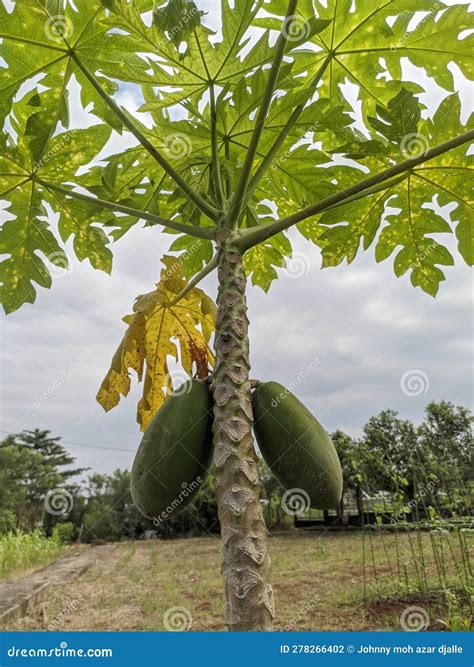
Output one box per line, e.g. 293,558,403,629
0,0,472,314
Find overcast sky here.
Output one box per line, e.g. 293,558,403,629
0,0,472,478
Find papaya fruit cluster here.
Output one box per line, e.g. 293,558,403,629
131,380,343,521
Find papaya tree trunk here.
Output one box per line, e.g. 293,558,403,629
210,237,274,631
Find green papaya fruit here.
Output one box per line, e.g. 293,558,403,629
252,381,343,509
131,379,213,521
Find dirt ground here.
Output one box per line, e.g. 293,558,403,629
0,532,465,631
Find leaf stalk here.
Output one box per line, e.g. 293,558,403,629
37,179,217,240
237,129,474,251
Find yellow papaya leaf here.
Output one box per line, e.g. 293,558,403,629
96,257,215,431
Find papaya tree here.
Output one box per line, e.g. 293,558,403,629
1,0,472,631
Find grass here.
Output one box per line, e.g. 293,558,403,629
0,530,67,580
2,529,472,631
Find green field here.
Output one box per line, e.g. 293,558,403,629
3,530,471,632
0,531,68,580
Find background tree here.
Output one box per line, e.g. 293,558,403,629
16,429,87,532
332,430,368,523
17,429,85,482
360,405,473,518
361,411,418,505
417,401,473,516
0,436,45,531
0,430,84,531
334,404,473,523
1,0,472,630
258,460,289,528
81,470,147,542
